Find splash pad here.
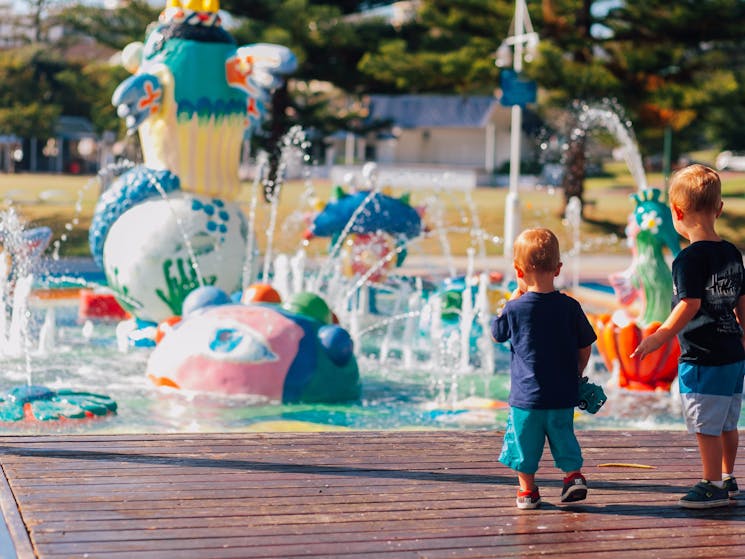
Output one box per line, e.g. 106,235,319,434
1,246,694,434
1,177,690,434
0,2,702,432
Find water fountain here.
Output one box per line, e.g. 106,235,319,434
0,210,117,423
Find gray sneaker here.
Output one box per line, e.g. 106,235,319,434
723,476,739,497
679,481,731,509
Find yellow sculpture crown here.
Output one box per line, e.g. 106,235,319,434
166,0,220,12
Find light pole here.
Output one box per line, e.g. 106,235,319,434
496,0,538,278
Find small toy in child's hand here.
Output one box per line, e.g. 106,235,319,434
577,376,607,414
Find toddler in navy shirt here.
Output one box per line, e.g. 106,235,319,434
492,228,596,509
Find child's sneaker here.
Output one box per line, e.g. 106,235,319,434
516,487,541,509
723,476,739,497
560,472,588,503
679,481,731,509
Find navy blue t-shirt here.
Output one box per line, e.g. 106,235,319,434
491,291,597,409
672,240,745,365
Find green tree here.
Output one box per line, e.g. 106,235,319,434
350,1,745,214
358,0,512,94
56,0,159,51
532,0,745,211
0,46,66,139
16,0,59,43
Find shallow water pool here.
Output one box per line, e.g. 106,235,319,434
0,300,699,435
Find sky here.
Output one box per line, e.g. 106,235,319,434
9,1,141,13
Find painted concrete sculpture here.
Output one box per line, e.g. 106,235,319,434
305,185,423,282
146,286,361,403
0,386,117,423
596,188,681,391
89,0,297,323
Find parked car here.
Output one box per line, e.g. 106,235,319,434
715,150,745,172
644,153,691,173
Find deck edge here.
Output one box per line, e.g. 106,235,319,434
0,462,35,559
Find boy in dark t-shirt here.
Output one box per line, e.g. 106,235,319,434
633,164,745,509
491,228,597,509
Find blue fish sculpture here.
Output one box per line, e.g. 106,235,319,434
305,186,423,278
308,186,422,240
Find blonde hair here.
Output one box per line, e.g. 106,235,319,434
513,228,561,273
669,164,721,214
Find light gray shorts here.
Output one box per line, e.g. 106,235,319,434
678,361,745,436
680,392,743,435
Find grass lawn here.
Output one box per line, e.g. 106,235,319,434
1,161,744,260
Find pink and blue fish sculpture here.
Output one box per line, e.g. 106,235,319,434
146,286,361,403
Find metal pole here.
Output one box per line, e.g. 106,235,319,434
502,0,526,277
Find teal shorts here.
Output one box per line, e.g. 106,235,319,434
499,406,583,474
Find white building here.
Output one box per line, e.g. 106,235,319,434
327,94,537,185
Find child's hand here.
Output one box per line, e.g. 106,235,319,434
510,287,525,299
630,332,663,360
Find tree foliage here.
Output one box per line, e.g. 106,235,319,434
5,0,745,179
534,0,745,154
358,0,513,93
56,0,159,51
0,46,68,138
516,0,745,209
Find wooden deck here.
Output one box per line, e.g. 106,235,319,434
0,430,744,558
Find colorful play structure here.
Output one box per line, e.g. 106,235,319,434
147,286,360,403
90,1,297,323
86,0,684,406
595,188,681,391
86,0,363,404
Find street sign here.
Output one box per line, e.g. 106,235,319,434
499,70,537,107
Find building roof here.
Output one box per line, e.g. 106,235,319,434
366,94,498,129
54,116,96,139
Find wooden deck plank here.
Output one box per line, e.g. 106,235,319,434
29,515,745,542
28,532,745,557
0,430,743,558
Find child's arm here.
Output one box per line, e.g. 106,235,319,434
490,309,510,343
736,294,745,351
630,297,701,360
492,278,527,342
578,345,592,377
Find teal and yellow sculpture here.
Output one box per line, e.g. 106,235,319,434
89,0,297,323
87,2,360,404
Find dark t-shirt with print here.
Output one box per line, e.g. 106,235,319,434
672,240,745,365
491,291,597,409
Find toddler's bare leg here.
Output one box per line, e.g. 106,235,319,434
517,471,536,491
721,429,739,474
696,433,723,482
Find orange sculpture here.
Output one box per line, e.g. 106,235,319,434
596,318,680,391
